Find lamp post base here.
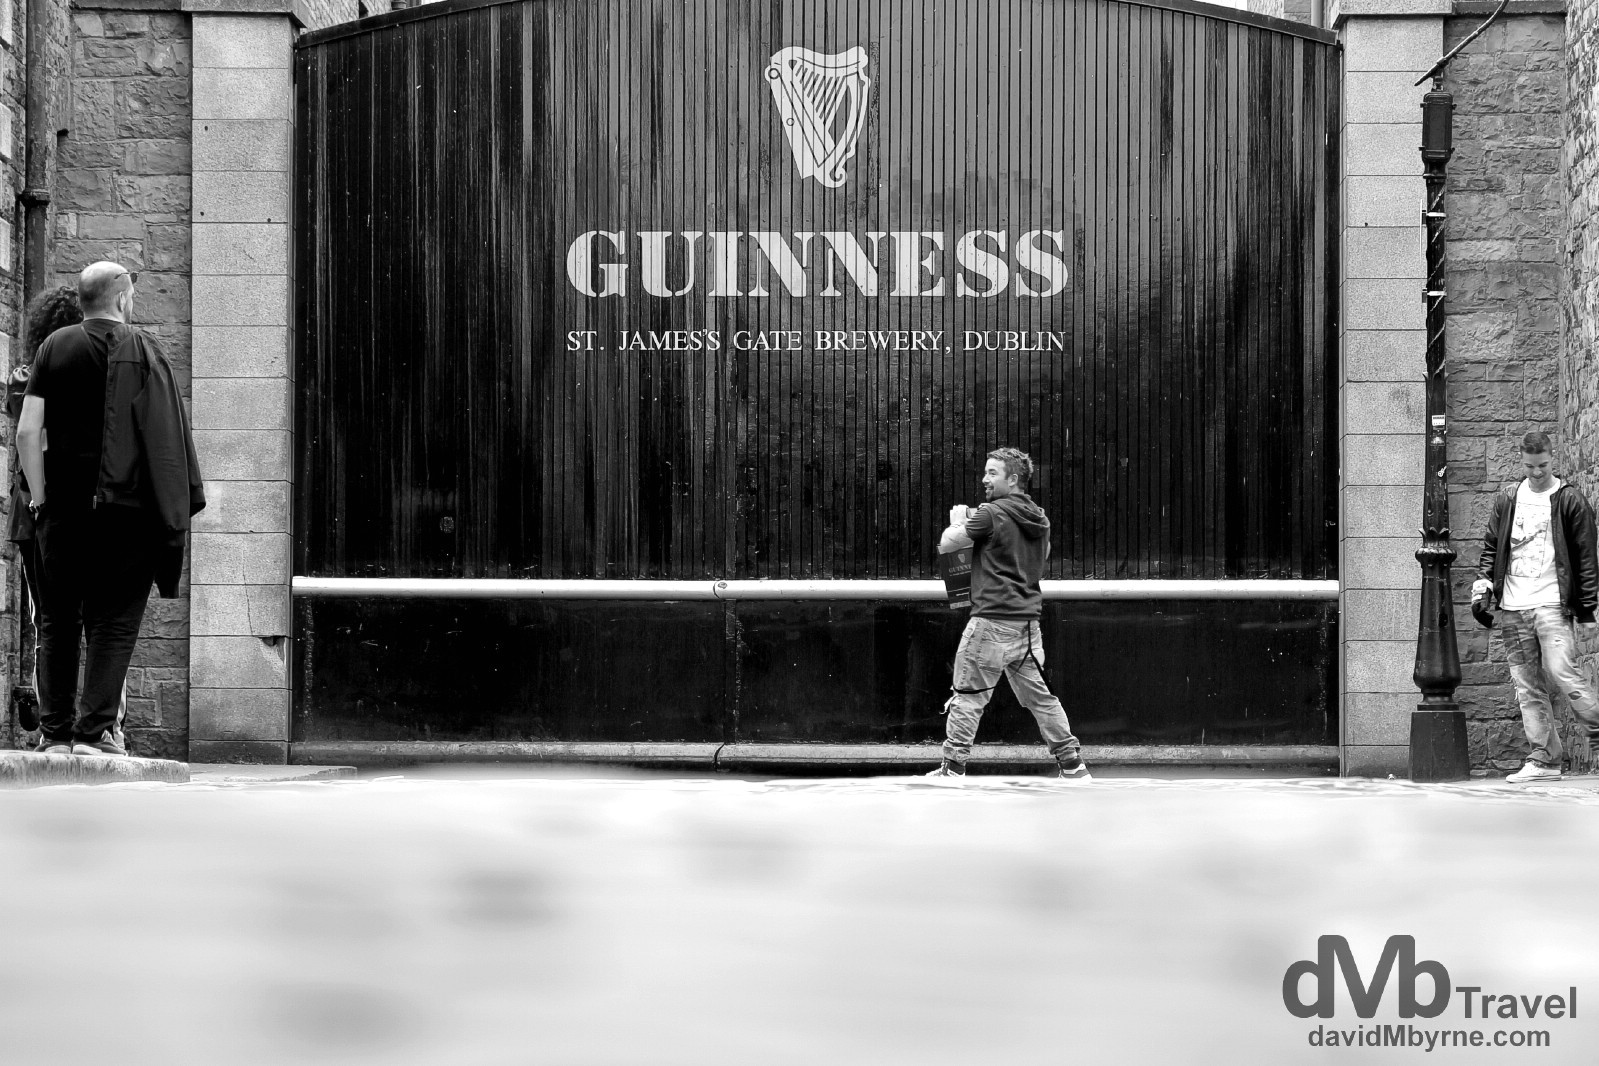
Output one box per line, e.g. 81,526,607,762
1409,705,1470,782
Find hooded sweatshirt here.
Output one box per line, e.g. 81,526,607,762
964,491,1051,620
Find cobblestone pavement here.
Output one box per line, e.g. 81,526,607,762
3,773,1597,1064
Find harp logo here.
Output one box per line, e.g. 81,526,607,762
765,46,871,188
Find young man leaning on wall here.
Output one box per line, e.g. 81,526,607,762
1472,431,1599,783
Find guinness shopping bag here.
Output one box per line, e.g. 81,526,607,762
937,546,973,609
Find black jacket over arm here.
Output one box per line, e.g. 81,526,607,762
96,326,206,598
1477,481,1599,623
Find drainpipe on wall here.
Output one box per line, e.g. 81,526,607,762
20,0,60,309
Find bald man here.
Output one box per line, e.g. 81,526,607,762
17,262,161,757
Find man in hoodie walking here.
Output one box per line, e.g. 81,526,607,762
1472,430,1599,783
927,447,1090,781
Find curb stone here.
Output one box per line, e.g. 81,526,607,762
0,751,190,787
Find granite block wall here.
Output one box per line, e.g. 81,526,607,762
187,10,294,763
1339,16,1436,777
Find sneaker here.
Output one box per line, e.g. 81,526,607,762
1506,762,1562,784
72,732,127,758
1057,760,1093,782
32,737,71,755
924,760,966,778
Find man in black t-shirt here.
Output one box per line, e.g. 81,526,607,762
17,262,159,757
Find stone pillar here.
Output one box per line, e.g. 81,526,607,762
186,2,297,763
1334,6,1445,777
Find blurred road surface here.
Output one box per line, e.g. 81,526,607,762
3,772,1596,1064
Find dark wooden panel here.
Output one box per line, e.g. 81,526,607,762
295,0,1339,580
295,599,729,742
296,598,1337,745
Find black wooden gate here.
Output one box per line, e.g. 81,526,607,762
293,0,1340,750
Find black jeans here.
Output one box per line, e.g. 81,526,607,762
35,504,157,744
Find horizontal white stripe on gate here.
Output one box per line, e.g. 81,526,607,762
291,577,1341,601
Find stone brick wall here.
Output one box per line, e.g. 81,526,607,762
0,0,26,747
1565,0,1599,771
0,0,79,751
55,5,192,759
1441,12,1570,772
0,0,25,354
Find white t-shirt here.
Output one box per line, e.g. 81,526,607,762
1501,477,1563,610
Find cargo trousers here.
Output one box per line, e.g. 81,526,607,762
942,616,1082,766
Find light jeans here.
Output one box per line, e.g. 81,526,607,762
942,616,1082,766
1499,605,1599,767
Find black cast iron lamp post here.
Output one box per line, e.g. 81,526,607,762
1406,0,1507,781
1409,81,1469,782
1413,2,1509,783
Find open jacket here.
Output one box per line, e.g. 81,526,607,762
97,325,206,598
1476,480,1599,623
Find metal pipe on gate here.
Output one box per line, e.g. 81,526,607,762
293,579,722,600
291,577,1341,601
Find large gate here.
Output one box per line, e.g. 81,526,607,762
293,0,1340,756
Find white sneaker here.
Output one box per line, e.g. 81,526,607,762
1057,762,1093,782
923,761,966,780
1506,762,1563,784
